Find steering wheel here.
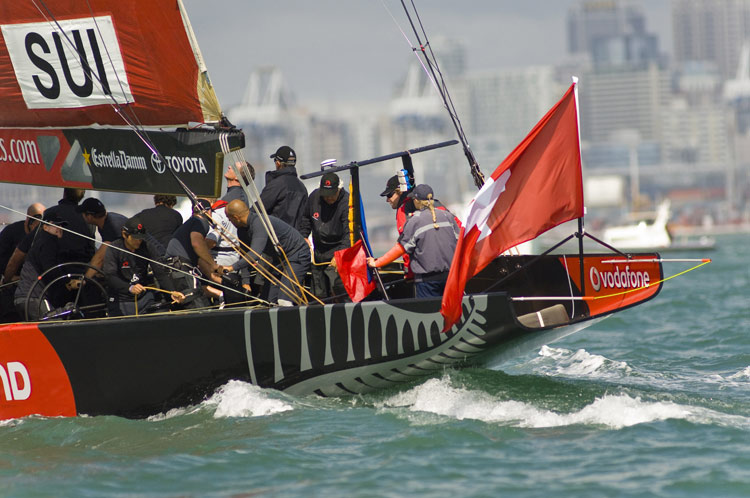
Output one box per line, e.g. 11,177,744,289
24,262,108,322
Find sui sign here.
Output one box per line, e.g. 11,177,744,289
1,16,134,109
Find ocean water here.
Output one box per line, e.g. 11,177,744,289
1,235,748,497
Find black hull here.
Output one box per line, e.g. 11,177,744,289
0,253,663,419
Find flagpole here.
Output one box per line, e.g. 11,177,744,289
573,76,586,295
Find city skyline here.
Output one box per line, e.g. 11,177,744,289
183,0,671,111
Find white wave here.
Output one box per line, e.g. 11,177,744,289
532,345,632,378
204,380,293,418
727,366,750,381
379,377,749,430
147,406,195,421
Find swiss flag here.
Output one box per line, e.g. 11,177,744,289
440,81,584,330
335,240,377,302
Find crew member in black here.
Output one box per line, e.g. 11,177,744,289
102,216,184,316
0,203,44,320
76,198,128,279
165,199,221,306
0,202,44,281
298,172,350,301
223,199,310,306
43,188,94,263
136,194,183,252
13,215,69,320
260,145,308,230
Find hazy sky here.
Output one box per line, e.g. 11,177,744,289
182,0,671,111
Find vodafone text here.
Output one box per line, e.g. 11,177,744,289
0,362,31,401
0,138,40,165
589,265,650,292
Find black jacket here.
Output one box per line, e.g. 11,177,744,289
102,238,174,300
298,188,350,261
14,230,64,302
0,220,25,274
137,205,183,251
231,212,310,271
44,199,94,262
260,167,308,230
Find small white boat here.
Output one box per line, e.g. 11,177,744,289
602,200,715,252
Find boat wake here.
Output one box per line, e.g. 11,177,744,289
725,366,750,381
376,376,750,430
525,346,750,394
529,345,633,379
204,380,294,418
146,380,293,421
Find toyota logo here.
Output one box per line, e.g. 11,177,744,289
150,153,165,174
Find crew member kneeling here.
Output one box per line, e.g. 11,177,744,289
222,199,310,306
368,184,459,298
102,216,184,316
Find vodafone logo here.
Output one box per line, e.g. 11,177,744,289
590,265,650,292
0,362,31,401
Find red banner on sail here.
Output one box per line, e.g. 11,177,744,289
441,82,584,330
0,0,218,128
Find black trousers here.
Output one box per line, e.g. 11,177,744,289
107,291,156,317
311,264,348,302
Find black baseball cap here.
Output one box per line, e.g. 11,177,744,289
320,172,340,195
122,216,147,239
380,175,400,197
407,184,434,201
42,214,68,228
270,145,296,165
192,198,213,214
77,197,106,215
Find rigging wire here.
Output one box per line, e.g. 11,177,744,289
383,0,485,189
224,145,312,304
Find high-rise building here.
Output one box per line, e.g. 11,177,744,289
567,0,662,69
464,66,561,152
579,64,671,144
672,0,750,80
